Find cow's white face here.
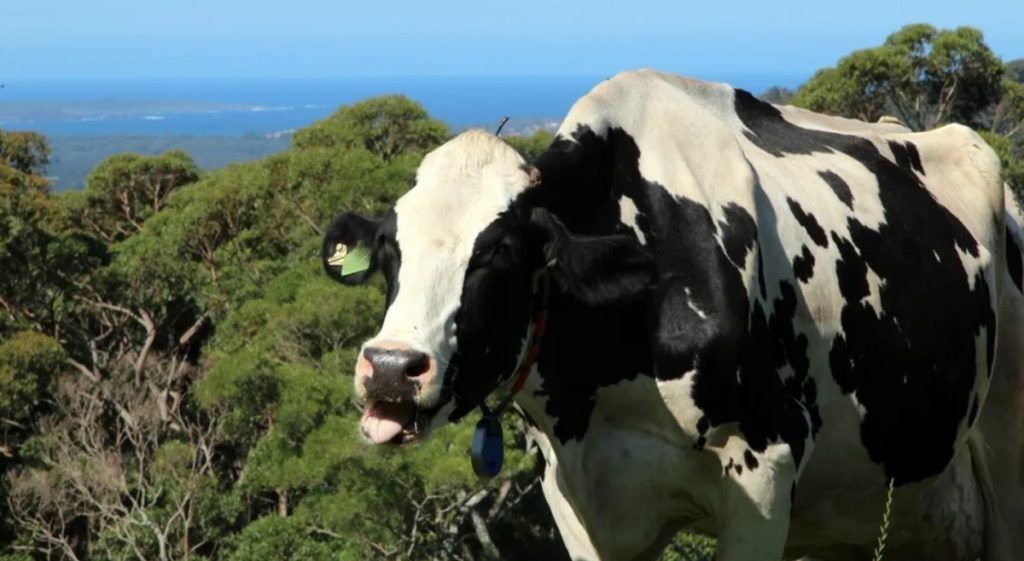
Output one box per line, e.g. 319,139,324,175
323,129,655,445
324,130,543,444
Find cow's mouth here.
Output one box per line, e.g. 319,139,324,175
360,400,432,445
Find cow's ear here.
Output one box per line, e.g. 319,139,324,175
528,208,656,305
322,212,381,285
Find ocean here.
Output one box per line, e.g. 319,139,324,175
0,73,808,136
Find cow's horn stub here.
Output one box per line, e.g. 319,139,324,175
527,165,541,187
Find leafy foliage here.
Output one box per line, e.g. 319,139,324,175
981,131,1024,196
501,130,554,162
792,23,1024,199
0,131,50,176
0,144,63,337
292,95,448,162
1007,58,1024,84
0,332,63,424
68,150,200,243
793,24,1005,130
661,534,716,561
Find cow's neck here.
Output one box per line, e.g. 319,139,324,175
515,287,662,446
511,287,716,552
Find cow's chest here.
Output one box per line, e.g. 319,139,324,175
518,376,725,558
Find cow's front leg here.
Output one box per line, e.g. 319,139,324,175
712,440,798,556
715,455,793,561
540,469,603,561
712,415,812,560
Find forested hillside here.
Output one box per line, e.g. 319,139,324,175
0,97,582,561
0,23,1021,561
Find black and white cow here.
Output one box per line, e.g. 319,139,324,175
323,70,1024,561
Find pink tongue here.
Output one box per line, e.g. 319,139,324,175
361,402,415,444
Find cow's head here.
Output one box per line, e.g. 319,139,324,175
323,130,654,445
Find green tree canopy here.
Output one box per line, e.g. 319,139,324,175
0,331,64,454
0,131,50,176
1007,58,1024,84
67,150,200,243
793,24,1005,130
502,129,554,162
990,78,1024,140
292,95,448,161
0,137,59,335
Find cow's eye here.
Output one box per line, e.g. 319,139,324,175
469,236,521,272
488,242,522,271
494,243,514,258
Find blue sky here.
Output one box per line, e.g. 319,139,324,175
2,0,1022,80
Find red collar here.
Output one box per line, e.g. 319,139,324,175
480,272,550,417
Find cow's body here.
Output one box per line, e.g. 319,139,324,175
515,70,1024,561
324,70,1024,560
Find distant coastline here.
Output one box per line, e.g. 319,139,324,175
43,134,292,192
2,73,809,191
41,118,561,192
0,73,807,136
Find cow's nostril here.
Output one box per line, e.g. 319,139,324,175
403,352,430,378
363,347,432,380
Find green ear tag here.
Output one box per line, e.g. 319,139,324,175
340,244,372,276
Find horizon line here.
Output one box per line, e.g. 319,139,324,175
0,70,817,83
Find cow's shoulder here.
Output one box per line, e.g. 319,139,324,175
557,69,745,145
552,70,759,214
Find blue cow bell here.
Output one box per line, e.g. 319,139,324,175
471,416,504,478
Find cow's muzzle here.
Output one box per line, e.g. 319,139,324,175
356,343,440,444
